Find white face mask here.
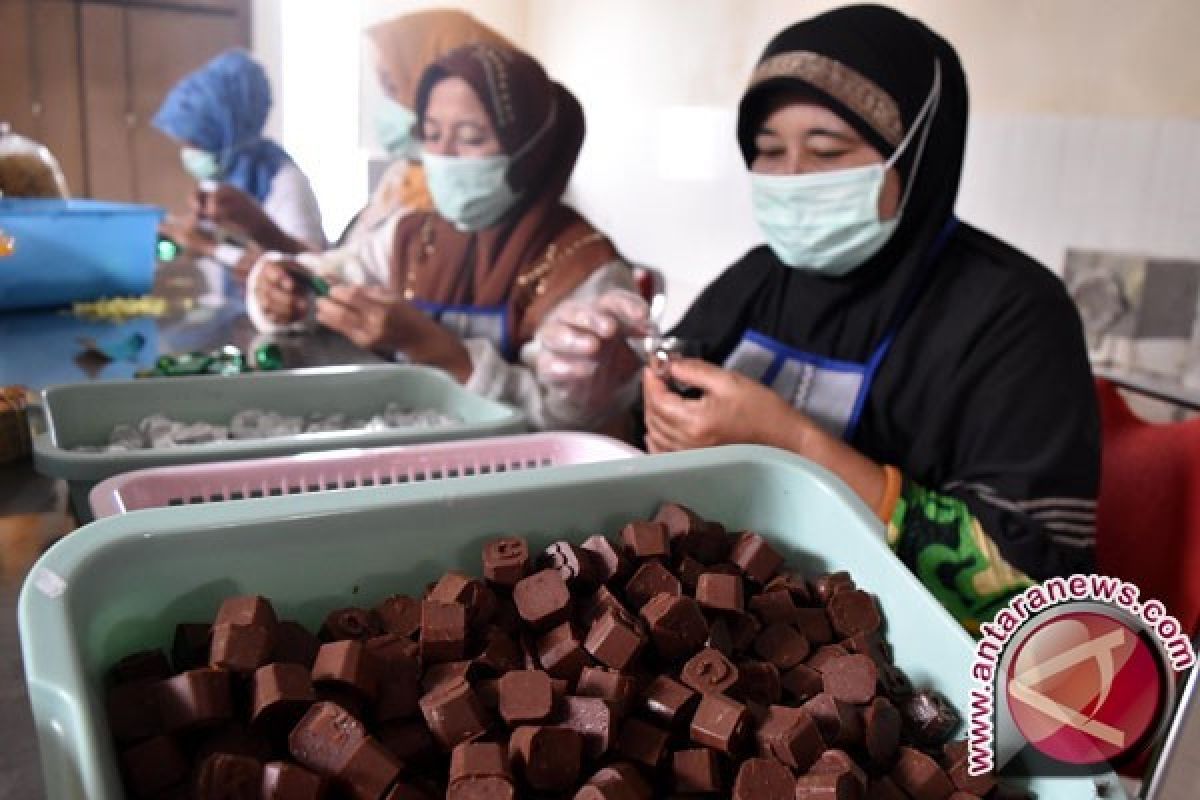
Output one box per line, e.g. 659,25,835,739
374,97,418,160
750,60,941,276
181,147,220,181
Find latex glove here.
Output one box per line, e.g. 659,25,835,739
251,255,312,325
192,183,274,244
535,289,651,412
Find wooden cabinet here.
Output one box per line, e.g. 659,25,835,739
0,0,251,211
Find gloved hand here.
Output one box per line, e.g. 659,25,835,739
535,288,651,414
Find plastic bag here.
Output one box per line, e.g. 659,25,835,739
0,121,69,198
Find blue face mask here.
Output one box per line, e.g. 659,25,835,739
181,147,221,181
750,61,941,276
374,97,418,160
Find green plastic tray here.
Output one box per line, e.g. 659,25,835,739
18,446,1121,799
30,364,527,520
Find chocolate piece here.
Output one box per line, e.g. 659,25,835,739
375,595,422,638
675,555,706,591
727,612,763,653
843,631,908,697
822,653,878,704
578,762,653,800
696,572,744,614
732,757,793,800
107,680,161,744
808,644,850,673
482,536,529,587
730,532,783,584
319,608,379,642
366,633,419,671
448,777,513,799
580,534,630,584
422,660,473,693
261,761,325,799
288,702,367,775
812,572,855,605
339,737,402,800
690,692,748,753
210,624,274,674
312,640,379,700
782,664,825,703
802,692,863,748
511,726,583,790
472,627,523,675
585,608,646,670
730,660,782,706
867,775,909,800
541,541,602,589
681,647,739,694
640,593,708,660
513,569,573,630
576,667,637,716
749,589,799,624
891,746,955,800
947,793,983,800
943,740,997,797
810,748,868,794
450,740,510,783
158,668,233,732
195,753,262,800
620,521,669,560
616,718,670,767
672,747,722,793
215,595,278,630
754,622,810,669
430,571,497,628
624,561,682,609
378,720,436,762
497,669,554,725
475,677,500,709
420,600,467,663
387,782,438,800
537,621,593,681
704,617,736,657
765,570,812,603
652,501,705,539
756,704,824,770
827,589,882,638
190,722,276,763
553,696,615,759
864,697,901,766
120,735,188,799
641,675,698,728
273,621,321,668
902,690,961,746
418,678,490,750
795,772,860,799
579,584,629,629
252,662,315,732
172,624,212,673
314,684,369,724
794,607,835,645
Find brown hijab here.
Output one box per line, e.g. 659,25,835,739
391,43,622,352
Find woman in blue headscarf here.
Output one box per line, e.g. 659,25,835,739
153,49,326,273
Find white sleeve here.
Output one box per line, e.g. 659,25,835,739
262,162,328,250
464,261,639,431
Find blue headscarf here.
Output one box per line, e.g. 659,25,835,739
152,49,291,203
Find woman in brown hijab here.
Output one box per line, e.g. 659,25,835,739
252,43,634,430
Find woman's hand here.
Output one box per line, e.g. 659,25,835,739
159,215,217,258
252,256,311,324
192,183,274,242
315,286,472,382
642,358,811,454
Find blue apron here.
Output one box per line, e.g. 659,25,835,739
723,220,958,442
411,300,513,361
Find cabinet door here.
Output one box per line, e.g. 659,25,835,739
79,3,137,202
0,1,37,140
30,1,87,194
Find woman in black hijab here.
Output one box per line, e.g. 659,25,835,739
539,5,1099,630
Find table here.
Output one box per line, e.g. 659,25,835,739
1094,367,1200,412
0,258,380,796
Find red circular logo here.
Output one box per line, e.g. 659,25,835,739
1006,611,1165,765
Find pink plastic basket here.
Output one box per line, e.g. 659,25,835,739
88,432,640,517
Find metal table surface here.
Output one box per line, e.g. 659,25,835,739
0,257,380,797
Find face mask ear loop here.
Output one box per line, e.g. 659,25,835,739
886,58,942,218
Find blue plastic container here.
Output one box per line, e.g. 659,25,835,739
0,199,164,310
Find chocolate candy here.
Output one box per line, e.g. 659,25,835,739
623,561,681,609
430,571,498,627
696,572,744,613
808,643,851,673
497,669,554,724
944,740,997,797
513,569,573,630
449,742,514,798
756,704,824,770
681,647,739,694
754,622,811,669
782,664,824,703
794,607,835,645
690,692,748,753
252,662,315,731
107,680,162,744
580,535,629,584
422,660,473,693
672,747,722,793
339,737,402,800
110,650,173,687
822,653,879,704
215,596,279,630
273,621,321,668
312,640,379,700
730,532,783,584
732,659,782,706
902,689,961,746
576,667,637,716
195,753,262,799
472,627,522,676
813,571,856,604
120,735,188,798
288,702,367,775
732,757,794,800
210,624,274,674
482,536,529,587
511,725,583,790
261,761,325,799
891,746,955,800
537,622,593,681
554,696,615,758
641,675,698,728
577,762,652,800
795,771,860,799
864,696,902,766
749,588,799,623
584,608,646,670
418,677,490,750
620,521,669,560
319,607,380,641
810,748,868,794
828,589,882,638
375,594,422,638
378,720,435,762
541,541,602,589
803,692,863,748
640,593,708,660
172,625,212,673
367,633,420,671
158,668,233,732
420,600,467,663
616,718,670,767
